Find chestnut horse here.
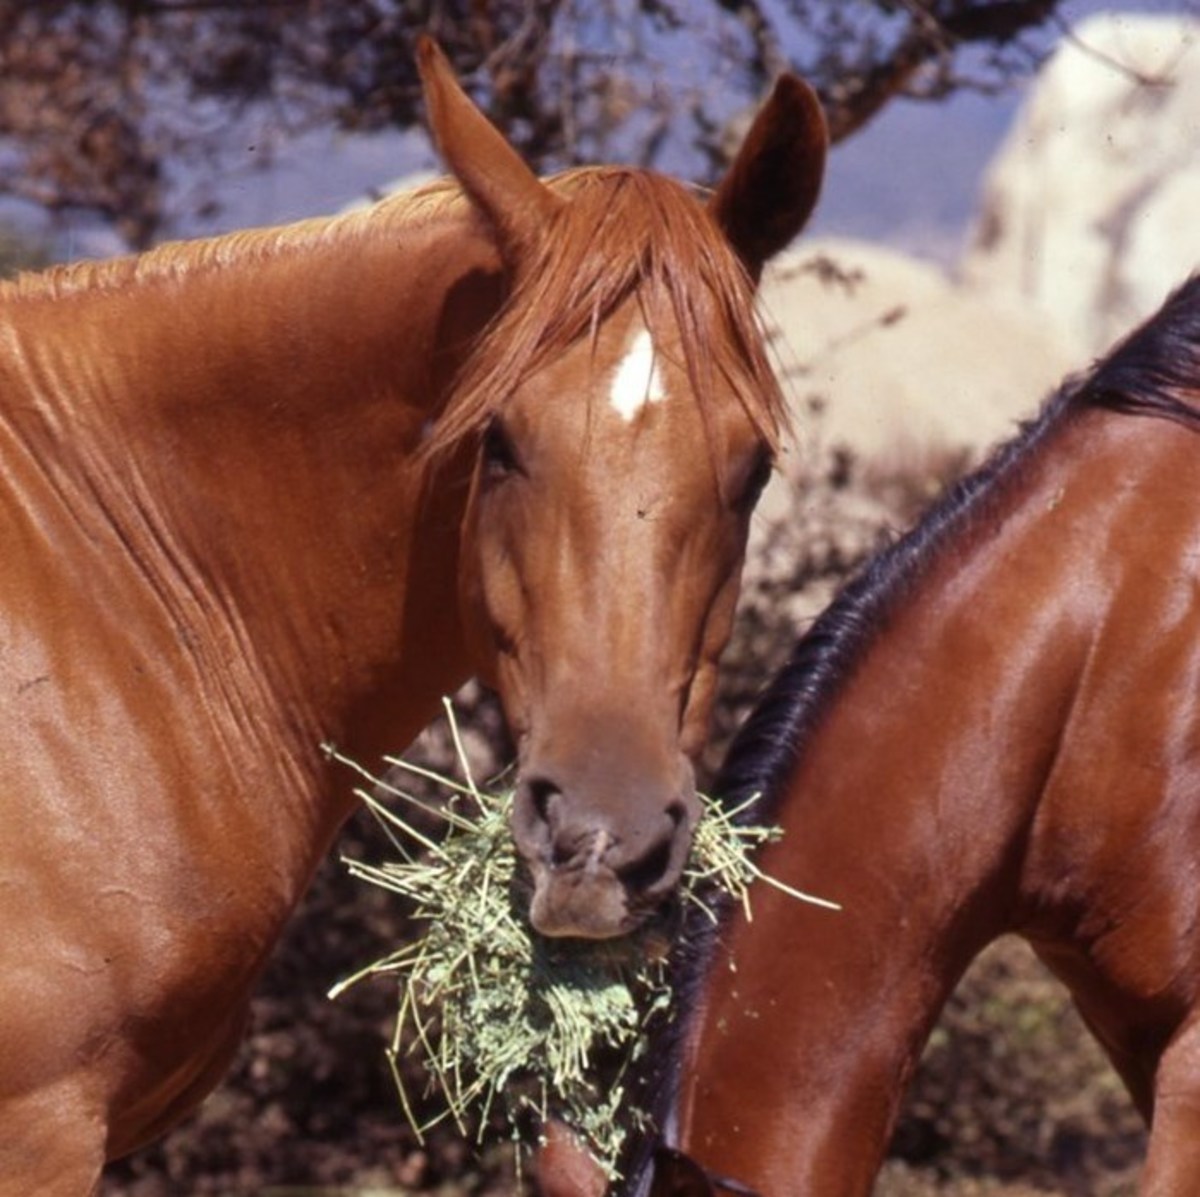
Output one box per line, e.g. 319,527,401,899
630,275,1200,1196
0,39,827,1195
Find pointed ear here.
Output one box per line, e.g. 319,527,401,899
417,36,561,266
710,74,828,282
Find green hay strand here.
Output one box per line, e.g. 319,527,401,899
326,699,837,1178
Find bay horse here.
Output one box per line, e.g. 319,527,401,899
0,39,827,1196
630,274,1200,1197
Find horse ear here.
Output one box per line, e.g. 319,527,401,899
416,36,561,266
710,73,828,282
650,1146,719,1196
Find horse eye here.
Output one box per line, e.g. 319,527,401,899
481,419,522,481
736,446,773,512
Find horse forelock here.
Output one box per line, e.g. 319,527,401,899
423,166,789,463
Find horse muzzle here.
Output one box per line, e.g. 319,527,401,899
511,764,701,940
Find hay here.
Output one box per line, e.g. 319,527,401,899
326,699,837,1178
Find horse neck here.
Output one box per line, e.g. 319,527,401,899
0,207,501,828
674,405,1182,1194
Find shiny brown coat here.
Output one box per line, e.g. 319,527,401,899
0,40,827,1195
642,277,1200,1196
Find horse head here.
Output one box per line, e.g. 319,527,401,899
418,39,826,939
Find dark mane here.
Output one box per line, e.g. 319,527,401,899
617,368,1077,1192
616,273,1200,1195
712,387,1070,823
717,271,1200,823
424,167,789,460
1086,273,1200,430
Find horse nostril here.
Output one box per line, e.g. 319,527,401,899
513,776,565,860
616,837,675,896
527,778,560,826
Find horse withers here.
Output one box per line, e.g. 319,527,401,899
634,276,1200,1196
0,39,826,1196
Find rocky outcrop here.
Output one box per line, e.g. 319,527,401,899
760,238,1075,501
963,12,1200,356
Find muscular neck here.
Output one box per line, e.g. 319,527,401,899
674,410,1138,1194
1,203,503,844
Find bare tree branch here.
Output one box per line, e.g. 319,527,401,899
0,0,1070,247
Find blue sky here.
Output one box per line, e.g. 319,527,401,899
191,0,1198,264
34,1,1199,263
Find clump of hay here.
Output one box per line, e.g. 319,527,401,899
327,700,837,1178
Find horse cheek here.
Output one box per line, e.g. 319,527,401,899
456,494,502,687
680,557,745,757
459,493,537,737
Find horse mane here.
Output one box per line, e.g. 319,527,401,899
0,177,469,302
615,277,1200,1197
711,387,1072,826
422,167,789,462
1086,273,1200,430
3,165,785,466
716,271,1200,823
613,372,1080,1193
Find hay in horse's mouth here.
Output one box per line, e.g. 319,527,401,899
325,699,836,1180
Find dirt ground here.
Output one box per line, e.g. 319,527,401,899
104,453,1151,1196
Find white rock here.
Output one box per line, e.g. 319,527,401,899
759,237,1076,492
963,12,1200,355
